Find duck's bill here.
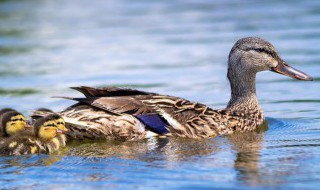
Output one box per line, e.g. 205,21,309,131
62,128,70,133
271,60,313,81
57,128,70,134
56,129,63,134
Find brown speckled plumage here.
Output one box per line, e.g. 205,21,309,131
33,37,313,141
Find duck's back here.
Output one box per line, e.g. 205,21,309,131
56,86,240,140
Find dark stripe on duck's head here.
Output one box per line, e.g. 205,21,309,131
136,114,169,135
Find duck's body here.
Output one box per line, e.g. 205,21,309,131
0,114,68,156
33,37,312,141
52,86,264,140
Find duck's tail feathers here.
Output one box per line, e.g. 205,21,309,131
51,96,77,100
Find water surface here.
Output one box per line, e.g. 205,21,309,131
0,0,320,189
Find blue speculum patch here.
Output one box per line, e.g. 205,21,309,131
136,114,169,135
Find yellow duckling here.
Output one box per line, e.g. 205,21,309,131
51,114,68,132
0,110,27,138
0,114,69,156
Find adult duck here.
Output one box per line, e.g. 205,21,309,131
34,37,313,141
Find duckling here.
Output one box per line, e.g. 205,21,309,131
33,114,69,152
0,111,27,138
0,114,68,156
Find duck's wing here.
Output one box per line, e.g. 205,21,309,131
59,96,156,115
64,86,207,116
59,87,222,138
70,86,156,97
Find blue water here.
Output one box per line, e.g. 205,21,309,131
1,0,320,189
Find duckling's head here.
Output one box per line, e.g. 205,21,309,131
48,114,69,133
0,108,17,117
228,37,313,81
33,117,58,141
0,111,26,136
33,114,68,141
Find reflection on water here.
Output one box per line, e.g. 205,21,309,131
0,119,320,189
0,124,271,188
1,0,320,189
230,130,265,187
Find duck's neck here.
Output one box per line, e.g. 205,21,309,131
226,68,261,113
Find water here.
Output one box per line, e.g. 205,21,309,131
1,0,320,189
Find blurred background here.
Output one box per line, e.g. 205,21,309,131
1,0,320,189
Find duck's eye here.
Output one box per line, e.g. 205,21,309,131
252,48,276,59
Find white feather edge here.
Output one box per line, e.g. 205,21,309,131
157,109,184,131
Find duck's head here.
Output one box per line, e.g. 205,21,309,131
0,111,27,136
228,37,313,81
33,114,68,141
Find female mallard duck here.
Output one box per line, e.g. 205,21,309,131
0,110,27,138
0,114,68,155
33,37,313,141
